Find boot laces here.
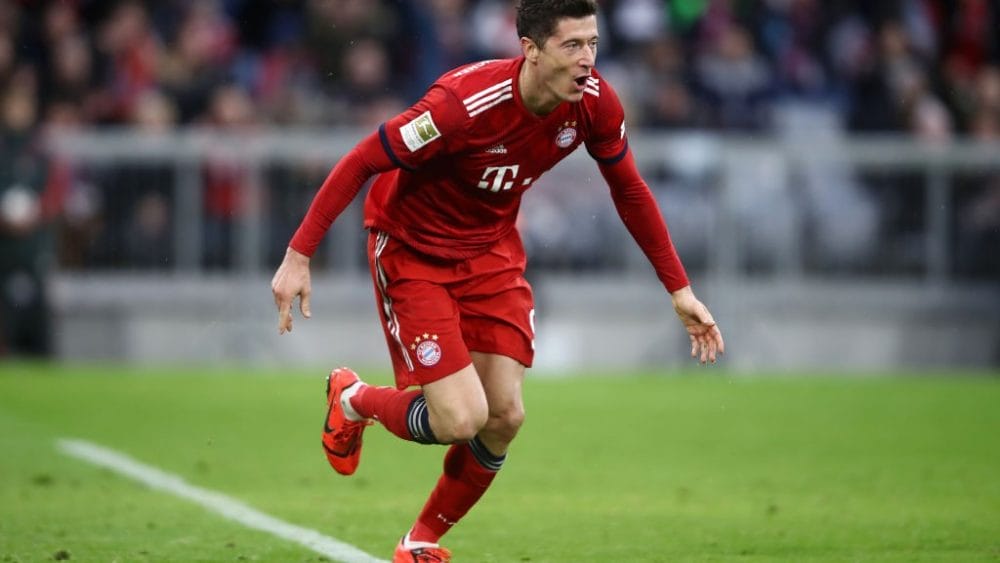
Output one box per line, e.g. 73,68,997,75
332,419,371,444
411,546,451,562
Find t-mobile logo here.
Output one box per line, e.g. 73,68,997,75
477,165,532,192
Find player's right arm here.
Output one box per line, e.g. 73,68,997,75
270,131,395,333
271,245,312,334
272,85,465,334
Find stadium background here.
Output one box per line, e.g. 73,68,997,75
1,2,998,562
1,0,999,367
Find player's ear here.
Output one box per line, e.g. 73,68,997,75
521,36,540,62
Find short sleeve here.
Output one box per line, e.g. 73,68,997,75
584,77,629,165
377,85,467,171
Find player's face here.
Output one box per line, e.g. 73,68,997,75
536,16,599,105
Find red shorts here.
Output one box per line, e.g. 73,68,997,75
367,229,535,389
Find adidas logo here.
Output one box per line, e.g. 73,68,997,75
486,144,507,154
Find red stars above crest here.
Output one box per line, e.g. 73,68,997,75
411,333,442,367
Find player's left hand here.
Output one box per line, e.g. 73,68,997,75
670,286,724,364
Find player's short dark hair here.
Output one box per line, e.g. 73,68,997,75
515,0,599,47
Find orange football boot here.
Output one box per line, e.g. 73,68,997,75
321,367,370,475
393,534,452,563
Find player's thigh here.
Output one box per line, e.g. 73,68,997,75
368,233,472,388
470,352,525,452
422,362,489,437
456,232,536,369
458,281,535,370
471,352,525,418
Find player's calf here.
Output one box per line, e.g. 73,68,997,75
350,364,489,445
349,384,488,445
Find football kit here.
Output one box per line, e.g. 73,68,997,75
291,57,688,386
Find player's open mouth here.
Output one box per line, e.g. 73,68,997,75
573,75,589,87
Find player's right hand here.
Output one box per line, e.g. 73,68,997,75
271,247,312,334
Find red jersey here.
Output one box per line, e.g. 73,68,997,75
366,57,627,260
291,57,689,292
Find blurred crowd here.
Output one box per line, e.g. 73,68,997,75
0,0,997,135
1,0,999,356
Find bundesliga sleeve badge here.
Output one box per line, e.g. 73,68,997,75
400,111,442,152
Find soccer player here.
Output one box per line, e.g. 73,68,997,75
271,1,724,560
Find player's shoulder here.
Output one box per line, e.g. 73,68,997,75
433,58,519,118
436,58,518,92
580,67,618,108
574,67,624,133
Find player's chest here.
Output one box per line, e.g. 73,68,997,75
449,116,586,195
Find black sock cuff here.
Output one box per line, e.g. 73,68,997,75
469,436,506,471
406,394,438,444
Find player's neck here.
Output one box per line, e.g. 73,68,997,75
518,61,560,116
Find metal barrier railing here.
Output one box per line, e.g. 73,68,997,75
44,129,1000,284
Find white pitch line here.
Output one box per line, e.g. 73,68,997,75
57,438,387,563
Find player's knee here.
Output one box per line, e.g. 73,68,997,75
456,418,486,443
434,406,488,443
485,403,525,443
444,412,488,443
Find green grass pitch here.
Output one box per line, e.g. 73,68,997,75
1,364,998,562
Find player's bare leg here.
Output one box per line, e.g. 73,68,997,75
344,363,496,562
470,352,526,456
403,352,525,553
421,364,489,443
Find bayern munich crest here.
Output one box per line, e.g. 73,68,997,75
555,125,577,148
411,333,442,367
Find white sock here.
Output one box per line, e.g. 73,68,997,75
401,531,439,549
340,382,364,422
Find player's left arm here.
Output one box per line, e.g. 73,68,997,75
587,80,724,363
599,152,724,363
